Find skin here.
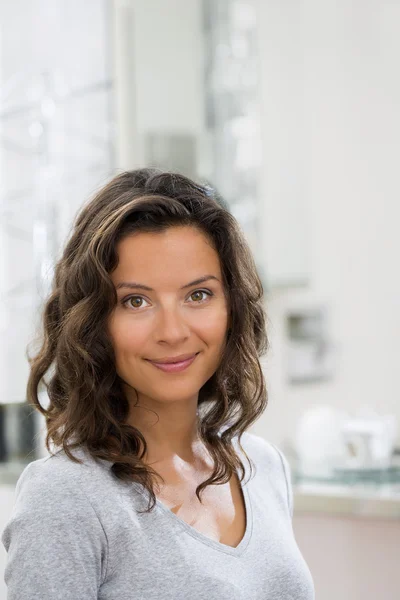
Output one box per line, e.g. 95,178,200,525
107,225,230,477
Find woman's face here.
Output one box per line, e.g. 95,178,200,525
107,225,230,410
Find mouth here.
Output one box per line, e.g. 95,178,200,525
146,353,199,373
146,352,199,365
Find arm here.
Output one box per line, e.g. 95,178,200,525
1,459,108,600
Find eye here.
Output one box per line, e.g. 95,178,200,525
188,289,214,303
123,296,149,310
121,289,214,311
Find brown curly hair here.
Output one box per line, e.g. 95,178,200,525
27,168,269,513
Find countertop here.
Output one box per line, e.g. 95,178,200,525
293,480,400,519
290,452,400,520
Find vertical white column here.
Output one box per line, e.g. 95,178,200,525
111,0,143,170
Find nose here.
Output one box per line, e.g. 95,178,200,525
154,304,191,344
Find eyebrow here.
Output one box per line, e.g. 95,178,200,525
115,275,221,292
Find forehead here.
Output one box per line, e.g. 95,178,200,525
111,226,222,283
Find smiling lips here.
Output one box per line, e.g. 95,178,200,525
147,353,199,373
147,353,198,364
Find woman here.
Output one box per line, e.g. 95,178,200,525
2,169,315,599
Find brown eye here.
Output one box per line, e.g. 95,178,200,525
190,291,204,302
189,290,213,303
123,296,149,309
129,297,143,308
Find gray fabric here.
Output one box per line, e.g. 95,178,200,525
2,431,315,599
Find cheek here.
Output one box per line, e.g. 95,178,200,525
195,307,229,340
108,316,145,357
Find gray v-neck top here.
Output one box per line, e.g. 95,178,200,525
2,431,315,599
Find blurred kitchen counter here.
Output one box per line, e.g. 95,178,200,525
293,481,400,520
291,451,400,520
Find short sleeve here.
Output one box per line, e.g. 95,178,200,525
1,459,108,600
271,444,294,519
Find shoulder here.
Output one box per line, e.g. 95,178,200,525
16,446,106,485
11,446,116,519
2,447,112,553
236,430,289,469
236,431,294,518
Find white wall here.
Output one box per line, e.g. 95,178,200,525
252,0,400,450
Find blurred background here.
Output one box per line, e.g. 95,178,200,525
1,1,400,598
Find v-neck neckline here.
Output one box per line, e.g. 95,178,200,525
133,438,254,557
153,468,253,557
